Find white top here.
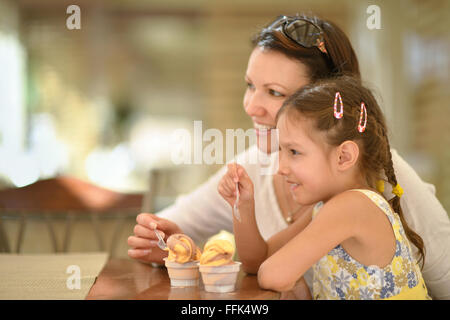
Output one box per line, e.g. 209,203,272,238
156,145,450,299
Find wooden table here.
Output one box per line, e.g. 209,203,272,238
86,258,280,300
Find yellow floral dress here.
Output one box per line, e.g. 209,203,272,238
312,189,430,300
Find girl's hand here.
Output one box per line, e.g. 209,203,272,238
218,163,254,208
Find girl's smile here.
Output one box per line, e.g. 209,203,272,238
288,181,300,192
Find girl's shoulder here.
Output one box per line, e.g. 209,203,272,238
316,189,393,226
349,189,393,214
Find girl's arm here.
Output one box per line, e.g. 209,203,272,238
280,277,312,300
218,164,268,273
232,198,268,273
258,191,360,292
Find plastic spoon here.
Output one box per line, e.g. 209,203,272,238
233,162,241,222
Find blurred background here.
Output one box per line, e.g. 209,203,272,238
0,0,449,257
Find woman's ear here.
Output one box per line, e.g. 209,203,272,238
336,141,359,171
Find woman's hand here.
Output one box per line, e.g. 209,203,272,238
127,213,183,264
218,163,254,208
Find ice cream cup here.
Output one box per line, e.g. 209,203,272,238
164,258,200,287
199,261,241,293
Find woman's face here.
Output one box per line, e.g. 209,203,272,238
243,47,311,153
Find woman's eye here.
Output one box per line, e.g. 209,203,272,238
290,149,300,155
246,82,255,90
269,89,284,97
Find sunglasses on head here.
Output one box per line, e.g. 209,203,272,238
267,15,328,55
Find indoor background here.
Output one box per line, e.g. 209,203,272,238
0,0,449,257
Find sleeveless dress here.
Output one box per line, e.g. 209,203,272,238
312,189,430,300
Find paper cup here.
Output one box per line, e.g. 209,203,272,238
199,262,241,293
164,258,200,287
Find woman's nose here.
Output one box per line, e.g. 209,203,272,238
244,91,265,117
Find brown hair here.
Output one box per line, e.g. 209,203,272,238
251,14,361,81
277,75,425,267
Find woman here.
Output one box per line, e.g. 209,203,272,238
127,14,450,299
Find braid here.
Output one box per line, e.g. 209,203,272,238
382,130,426,268
360,85,426,269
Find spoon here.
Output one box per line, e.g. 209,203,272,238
233,162,241,222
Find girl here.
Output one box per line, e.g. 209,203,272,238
219,75,430,299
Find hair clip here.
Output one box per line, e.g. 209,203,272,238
358,102,367,133
333,92,343,119
376,180,385,193
392,183,404,198
316,39,327,54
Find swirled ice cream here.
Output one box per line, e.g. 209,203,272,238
198,239,240,293
199,239,234,266
166,233,201,264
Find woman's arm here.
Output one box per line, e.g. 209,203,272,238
129,147,264,263
156,164,233,244
266,205,313,257
128,164,232,263
157,145,265,244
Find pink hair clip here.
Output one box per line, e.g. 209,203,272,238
334,92,344,119
358,102,367,133
316,39,327,54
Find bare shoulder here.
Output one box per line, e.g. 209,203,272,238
300,191,376,249
318,190,376,218
314,190,386,232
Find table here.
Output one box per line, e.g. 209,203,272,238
0,252,108,300
86,258,280,300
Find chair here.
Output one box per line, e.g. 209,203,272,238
0,176,143,256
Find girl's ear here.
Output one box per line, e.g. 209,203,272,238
336,141,359,171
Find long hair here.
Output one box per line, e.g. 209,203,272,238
277,75,426,267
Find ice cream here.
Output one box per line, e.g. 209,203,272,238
164,233,201,287
199,239,234,266
199,239,240,293
166,233,201,264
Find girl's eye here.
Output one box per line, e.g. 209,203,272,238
269,89,284,97
290,149,300,156
246,82,255,90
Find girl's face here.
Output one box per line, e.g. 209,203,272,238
277,114,338,205
243,47,310,153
